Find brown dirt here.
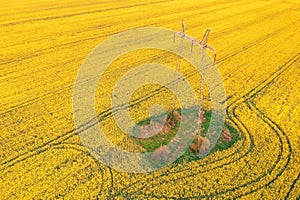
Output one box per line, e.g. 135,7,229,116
190,135,211,154
151,146,171,162
136,110,182,138
221,129,232,141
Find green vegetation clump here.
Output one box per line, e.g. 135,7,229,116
132,108,240,164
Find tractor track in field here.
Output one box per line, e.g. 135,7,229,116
2,142,112,199
111,53,298,199
1,16,298,115
49,143,112,198
0,0,173,27
230,101,292,198
203,54,298,198
0,0,261,28
0,0,279,55
113,53,297,198
1,19,298,173
0,1,293,67
0,0,262,50
1,11,299,199
146,101,291,198
219,55,297,198
2,47,297,200
1,0,299,198
285,172,300,200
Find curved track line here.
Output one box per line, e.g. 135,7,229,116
1,27,298,173
113,54,298,198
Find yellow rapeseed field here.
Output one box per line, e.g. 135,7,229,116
0,0,299,199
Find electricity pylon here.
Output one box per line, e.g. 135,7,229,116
173,20,217,134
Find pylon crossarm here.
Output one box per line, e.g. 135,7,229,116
174,32,196,41
205,45,217,64
173,34,217,64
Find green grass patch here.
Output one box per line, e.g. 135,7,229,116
132,107,241,165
